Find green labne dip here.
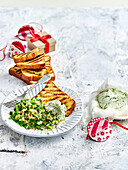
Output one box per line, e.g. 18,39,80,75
97,88,128,109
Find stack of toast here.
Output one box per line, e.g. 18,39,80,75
9,48,55,84
9,48,76,116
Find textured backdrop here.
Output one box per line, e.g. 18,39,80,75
0,7,128,170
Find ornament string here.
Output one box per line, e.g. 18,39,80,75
0,43,10,61
109,122,128,130
15,22,43,41
28,22,43,33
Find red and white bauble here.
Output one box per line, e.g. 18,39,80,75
8,41,26,57
87,117,112,142
15,25,35,41
15,23,43,41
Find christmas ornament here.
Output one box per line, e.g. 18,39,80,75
86,117,128,142
0,41,26,61
8,41,26,57
15,22,43,41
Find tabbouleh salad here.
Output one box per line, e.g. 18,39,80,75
9,96,66,131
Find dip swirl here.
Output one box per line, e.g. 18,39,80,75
97,88,128,109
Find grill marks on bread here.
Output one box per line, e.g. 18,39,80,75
36,82,76,116
10,49,75,116
9,66,23,81
9,65,55,84
24,54,44,64
16,54,45,69
21,55,54,81
13,48,42,63
22,55,51,76
10,48,55,85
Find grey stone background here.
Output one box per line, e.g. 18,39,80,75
0,7,128,170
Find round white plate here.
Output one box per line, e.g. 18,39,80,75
1,84,83,137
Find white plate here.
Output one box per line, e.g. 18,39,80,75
1,84,83,137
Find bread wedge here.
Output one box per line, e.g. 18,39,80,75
21,55,51,82
13,48,42,63
9,65,22,80
9,65,55,85
9,66,29,84
9,66,37,85
16,54,46,70
22,66,55,82
36,81,76,116
22,68,47,82
27,68,55,85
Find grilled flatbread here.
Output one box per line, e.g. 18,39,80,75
9,65,55,85
16,54,46,70
36,81,76,116
9,65,22,80
13,48,42,63
21,55,51,81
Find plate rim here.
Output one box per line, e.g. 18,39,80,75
1,84,83,137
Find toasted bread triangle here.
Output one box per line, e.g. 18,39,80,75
36,81,76,116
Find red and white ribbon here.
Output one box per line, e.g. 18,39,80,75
30,30,51,54
15,22,43,41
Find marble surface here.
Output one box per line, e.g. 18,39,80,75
0,7,128,170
